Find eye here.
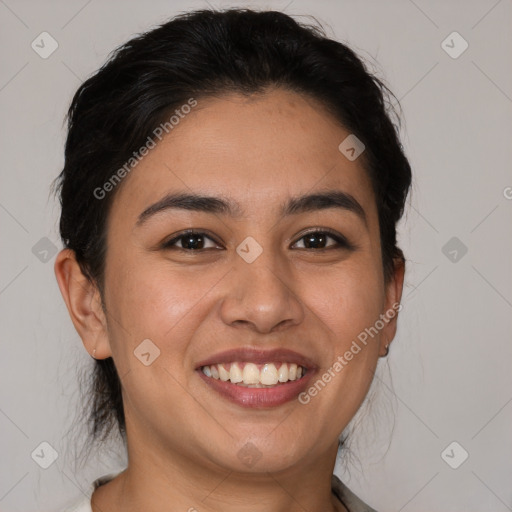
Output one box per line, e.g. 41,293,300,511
162,230,221,251
291,229,352,251
161,228,354,252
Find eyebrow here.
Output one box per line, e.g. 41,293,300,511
136,190,367,227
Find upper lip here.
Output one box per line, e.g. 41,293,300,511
195,347,317,370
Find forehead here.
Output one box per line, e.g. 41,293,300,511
112,88,376,222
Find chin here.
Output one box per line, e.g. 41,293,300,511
207,436,311,475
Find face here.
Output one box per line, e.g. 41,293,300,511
66,88,403,475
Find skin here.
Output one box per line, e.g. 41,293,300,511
55,87,404,512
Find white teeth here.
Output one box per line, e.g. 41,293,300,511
242,363,260,385
260,363,279,385
201,362,306,386
229,362,243,383
278,363,289,382
218,363,230,381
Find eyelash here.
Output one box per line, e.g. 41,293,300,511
161,228,355,252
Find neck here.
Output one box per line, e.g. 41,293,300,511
93,439,347,512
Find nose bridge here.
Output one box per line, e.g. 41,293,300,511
219,235,304,333
239,245,288,298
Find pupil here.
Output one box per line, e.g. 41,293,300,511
184,234,203,249
305,233,326,249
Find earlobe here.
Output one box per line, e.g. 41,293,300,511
54,249,112,359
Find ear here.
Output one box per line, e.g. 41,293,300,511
54,249,112,359
379,256,405,356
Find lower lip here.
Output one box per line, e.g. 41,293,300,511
197,370,315,408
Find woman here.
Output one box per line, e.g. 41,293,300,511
54,7,411,512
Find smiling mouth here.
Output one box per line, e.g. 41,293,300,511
200,362,306,388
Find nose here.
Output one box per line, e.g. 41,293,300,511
219,247,305,334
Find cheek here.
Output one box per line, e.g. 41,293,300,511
305,280,383,427
305,264,384,414
309,262,384,415
103,258,222,364
315,262,385,345
101,263,207,416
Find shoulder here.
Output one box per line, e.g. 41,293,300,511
331,474,378,512
60,496,92,512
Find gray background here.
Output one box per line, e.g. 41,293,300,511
1,0,511,510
